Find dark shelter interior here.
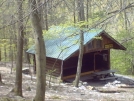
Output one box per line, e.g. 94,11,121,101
63,50,109,77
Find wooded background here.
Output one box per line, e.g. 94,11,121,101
0,0,134,75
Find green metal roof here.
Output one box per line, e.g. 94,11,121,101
26,26,103,60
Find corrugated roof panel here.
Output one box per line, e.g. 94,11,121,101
84,29,103,44
45,34,80,60
26,27,103,60
26,45,35,54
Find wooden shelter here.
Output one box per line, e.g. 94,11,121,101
27,27,126,81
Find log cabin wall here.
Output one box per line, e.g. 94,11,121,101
84,33,121,53
46,57,61,77
63,56,78,77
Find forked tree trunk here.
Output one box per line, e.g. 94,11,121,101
30,0,46,101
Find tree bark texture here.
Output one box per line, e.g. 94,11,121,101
44,0,48,30
0,73,2,83
74,31,84,87
74,0,85,87
77,0,85,21
14,0,24,96
30,0,46,101
0,48,1,61
73,0,76,23
23,37,30,63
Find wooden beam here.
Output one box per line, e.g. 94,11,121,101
62,70,100,80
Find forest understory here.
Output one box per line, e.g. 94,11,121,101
0,62,134,101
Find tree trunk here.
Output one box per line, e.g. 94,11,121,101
0,48,1,61
86,0,89,28
9,36,13,74
74,0,85,87
30,0,46,101
77,0,85,22
44,0,48,30
33,55,36,74
23,37,30,63
14,0,24,96
0,73,2,83
74,31,84,87
4,45,7,65
123,0,128,30
36,0,45,29
0,73,4,85
11,49,14,74
73,0,76,23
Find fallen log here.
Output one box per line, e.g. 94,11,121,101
96,87,125,93
120,85,134,88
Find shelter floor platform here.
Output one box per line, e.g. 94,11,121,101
64,69,117,82
92,69,117,80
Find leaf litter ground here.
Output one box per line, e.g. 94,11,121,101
0,62,134,101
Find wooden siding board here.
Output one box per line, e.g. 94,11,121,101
46,57,61,77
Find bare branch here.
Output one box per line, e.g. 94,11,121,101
108,2,134,15
121,37,134,44
0,0,63,30
0,0,7,7
88,2,134,30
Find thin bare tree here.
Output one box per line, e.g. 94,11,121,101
74,0,85,87
13,0,24,96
